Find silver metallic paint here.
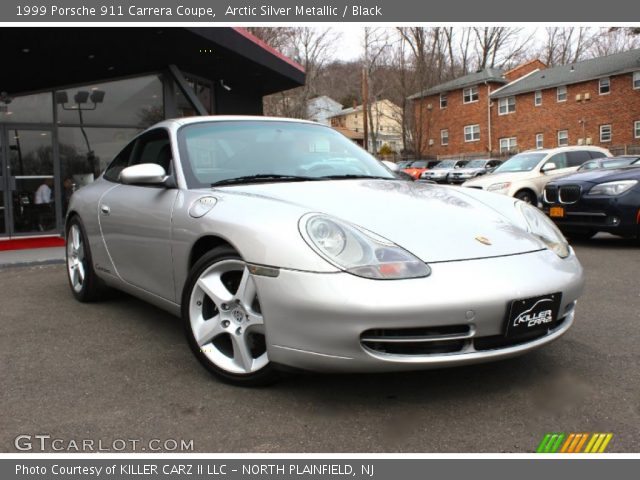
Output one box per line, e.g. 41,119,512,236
66,116,585,373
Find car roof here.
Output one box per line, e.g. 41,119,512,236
152,115,321,130
521,145,610,154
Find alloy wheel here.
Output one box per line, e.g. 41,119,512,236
188,259,268,375
67,224,86,293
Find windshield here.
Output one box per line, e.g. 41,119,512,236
493,152,547,173
434,160,457,169
410,161,428,168
465,159,487,168
177,121,394,188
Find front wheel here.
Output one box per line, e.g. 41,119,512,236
66,217,107,302
182,247,278,386
514,189,536,204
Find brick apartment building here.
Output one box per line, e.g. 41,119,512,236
410,49,640,158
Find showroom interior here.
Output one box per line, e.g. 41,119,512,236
0,27,304,241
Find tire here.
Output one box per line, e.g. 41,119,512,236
182,246,279,386
514,189,536,204
65,216,108,302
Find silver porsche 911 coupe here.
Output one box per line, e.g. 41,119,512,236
66,117,584,385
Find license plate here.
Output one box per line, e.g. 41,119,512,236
505,293,562,339
549,206,564,218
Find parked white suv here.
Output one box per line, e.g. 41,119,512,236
462,146,611,203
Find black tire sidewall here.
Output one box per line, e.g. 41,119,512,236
181,246,278,386
65,216,102,302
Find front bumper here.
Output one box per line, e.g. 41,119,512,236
542,191,640,237
421,174,448,183
254,249,584,373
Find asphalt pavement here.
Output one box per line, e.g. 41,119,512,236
1,235,639,453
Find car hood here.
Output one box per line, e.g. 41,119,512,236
211,180,543,263
463,170,535,187
550,166,640,185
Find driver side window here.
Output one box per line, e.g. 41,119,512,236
546,153,568,170
103,129,172,183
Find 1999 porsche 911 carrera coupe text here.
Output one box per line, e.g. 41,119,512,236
66,117,584,385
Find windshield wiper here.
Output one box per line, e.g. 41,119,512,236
211,174,318,187
318,174,395,180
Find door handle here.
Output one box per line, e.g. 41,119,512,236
100,205,110,215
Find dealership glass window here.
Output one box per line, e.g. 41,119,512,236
176,75,214,117
464,124,480,142
635,121,640,139
557,130,569,147
441,129,449,146
498,96,516,115
57,127,141,213
56,75,163,127
499,137,517,153
0,92,53,124
633,72,640,89
534,90,542,106
440,93,448,109
557,85,567,102
599,77,611,95
600,124,612,143
463,86,479,104
536,133,544,149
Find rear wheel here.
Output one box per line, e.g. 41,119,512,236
182,247,278,386
66,217,107,302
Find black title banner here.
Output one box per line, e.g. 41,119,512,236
1,0,639,22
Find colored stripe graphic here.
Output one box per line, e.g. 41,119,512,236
537,433,613,453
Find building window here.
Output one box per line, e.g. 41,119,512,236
600,124,612,143
536,133,544,149
633,72,640,89
635,121,640,139
440,93,448,109
557,85,567,102
498,96,516,115
599,77,611,95
499,137,517,153
463,86,479,104
441,129,449,146
464,124,480,142
56,75,163,127
534,90,542,106
557,130,569,147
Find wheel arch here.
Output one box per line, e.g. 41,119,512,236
189,235,240,270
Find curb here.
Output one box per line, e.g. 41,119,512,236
0,258,66,269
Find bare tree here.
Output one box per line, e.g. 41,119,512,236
472,27,533,70
262,27,340,118
589,27,640,57
539,27,594,66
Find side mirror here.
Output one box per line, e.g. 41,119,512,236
120,163,168,185
541,162,557,173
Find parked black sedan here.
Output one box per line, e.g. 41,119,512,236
541,160,640,239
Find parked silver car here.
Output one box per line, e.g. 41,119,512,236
66,117,584,385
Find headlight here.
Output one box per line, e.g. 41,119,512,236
487,182,511,192
587,180,637,196
300,214,431,279
517,202,569,258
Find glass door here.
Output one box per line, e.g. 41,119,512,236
0,130,7,236
2,126,57,236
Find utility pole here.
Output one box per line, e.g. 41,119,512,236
362,67,369,152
